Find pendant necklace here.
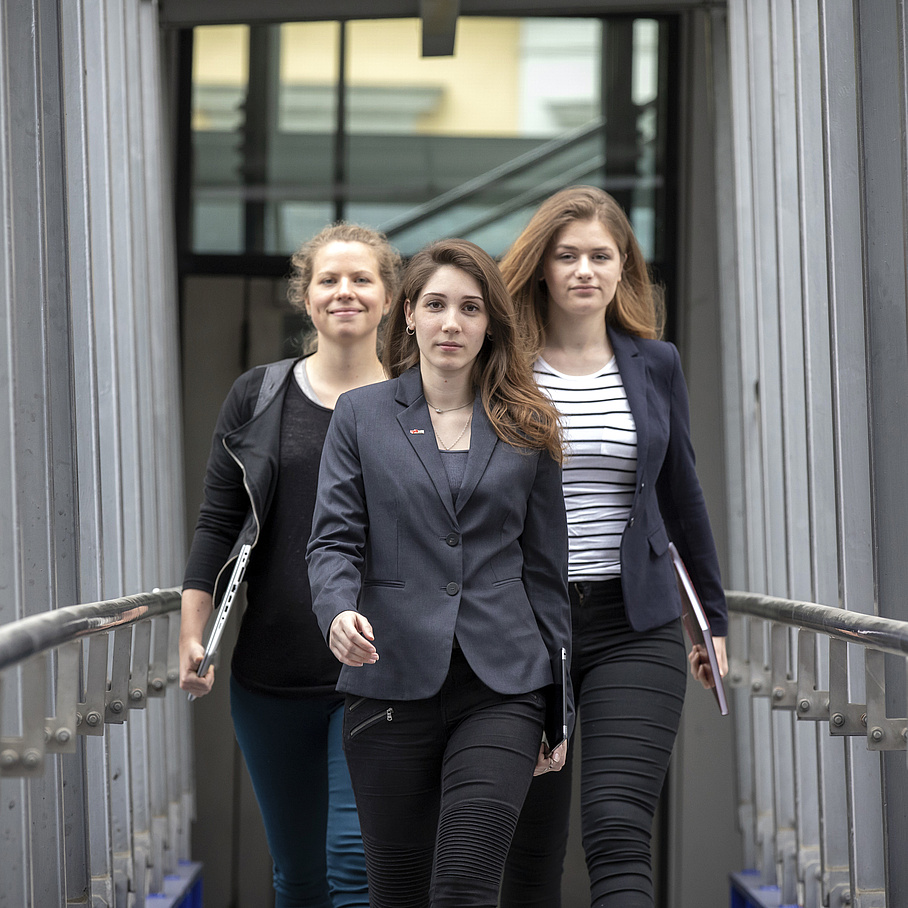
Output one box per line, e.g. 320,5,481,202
436,413,472,451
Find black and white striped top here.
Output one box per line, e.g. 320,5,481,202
535,356,638,581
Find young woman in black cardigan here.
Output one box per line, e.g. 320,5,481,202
180,223,400,908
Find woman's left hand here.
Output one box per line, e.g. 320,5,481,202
533,738,568,776
688,636,728,689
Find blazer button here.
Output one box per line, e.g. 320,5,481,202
446,582,460,596
446,533,459,546
628,517,635,528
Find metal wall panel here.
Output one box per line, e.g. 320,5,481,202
722,0,906,903
855,1,908,903
0,0,187,902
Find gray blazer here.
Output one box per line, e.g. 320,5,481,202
307,367,572,726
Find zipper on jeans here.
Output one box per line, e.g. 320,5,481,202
349,707,394,738
348,696,369,713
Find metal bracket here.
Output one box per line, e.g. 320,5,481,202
749,617,772,697
828,639,868,737
770,624,798,709
106,626,132,723
823,870,851,908
77,634,109,736
864,649,907,752
795,630,830,720
45,640,79,753
0,656,48,777
147,615,169,699
166,608,180,688
129,621,152,709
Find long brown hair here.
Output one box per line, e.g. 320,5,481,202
383,239,563,463
499,186,663,357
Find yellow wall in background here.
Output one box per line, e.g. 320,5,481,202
193,25,249,84
189,17,524,137
346,19,521,136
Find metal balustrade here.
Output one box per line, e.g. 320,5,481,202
4,585,905,906
727,591,906,908
0,588,196,906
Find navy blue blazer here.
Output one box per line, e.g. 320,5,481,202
608,326,727,636
306,366,573,730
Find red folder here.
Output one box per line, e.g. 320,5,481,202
668,542,729,716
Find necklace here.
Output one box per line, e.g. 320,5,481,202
435,413,472,451
424,397,472,414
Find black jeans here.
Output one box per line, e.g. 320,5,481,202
500,579,687,908
342,648,545,908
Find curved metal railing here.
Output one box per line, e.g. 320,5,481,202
727,590,908,657
0,588,181,671
725,590,907,908
0,587,195,904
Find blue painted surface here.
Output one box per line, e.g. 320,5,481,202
144,861,203,908
729,870,796,908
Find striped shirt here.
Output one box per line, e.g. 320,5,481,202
535,356,638,581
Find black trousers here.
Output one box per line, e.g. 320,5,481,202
500,579,687,908
342,648,545,908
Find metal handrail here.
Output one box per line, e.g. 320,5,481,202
380,116,605,236
0,585,192,899
726,590,908,657
0,587,182,671
726,588,908,906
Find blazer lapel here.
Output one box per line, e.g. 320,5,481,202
609,326,649,482
455,398,497,514
395,368,458,522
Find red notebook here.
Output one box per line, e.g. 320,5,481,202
668,542,729,716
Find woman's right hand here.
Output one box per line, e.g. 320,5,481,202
179,588,215,698
329,611,379,666
179,636,215,698
533,738,568,775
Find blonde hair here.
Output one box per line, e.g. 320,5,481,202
499,186,663,357
383,239,563,463
288,223,402,351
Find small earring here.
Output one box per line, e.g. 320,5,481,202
406,325,415,336
486,332,493,340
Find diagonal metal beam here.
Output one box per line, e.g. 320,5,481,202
420,0,460,56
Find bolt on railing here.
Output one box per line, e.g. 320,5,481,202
727,591,905,908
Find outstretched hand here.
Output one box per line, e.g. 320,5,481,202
329,610,380,666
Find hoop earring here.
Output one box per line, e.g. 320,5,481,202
406,325,415,336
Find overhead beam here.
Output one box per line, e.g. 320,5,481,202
420,0,460,56
159,1,718,28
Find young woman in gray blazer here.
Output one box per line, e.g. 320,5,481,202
307,239,573,908
498,186,729,908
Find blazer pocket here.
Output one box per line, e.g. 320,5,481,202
647,525,670,557
362,579,405,589
492,577,522,588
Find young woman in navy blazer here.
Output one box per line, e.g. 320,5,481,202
307,239,573,908
498,187,729,908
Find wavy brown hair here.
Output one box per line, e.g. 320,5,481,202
499,186,664,357
383,239,563,463
288,222,402,352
